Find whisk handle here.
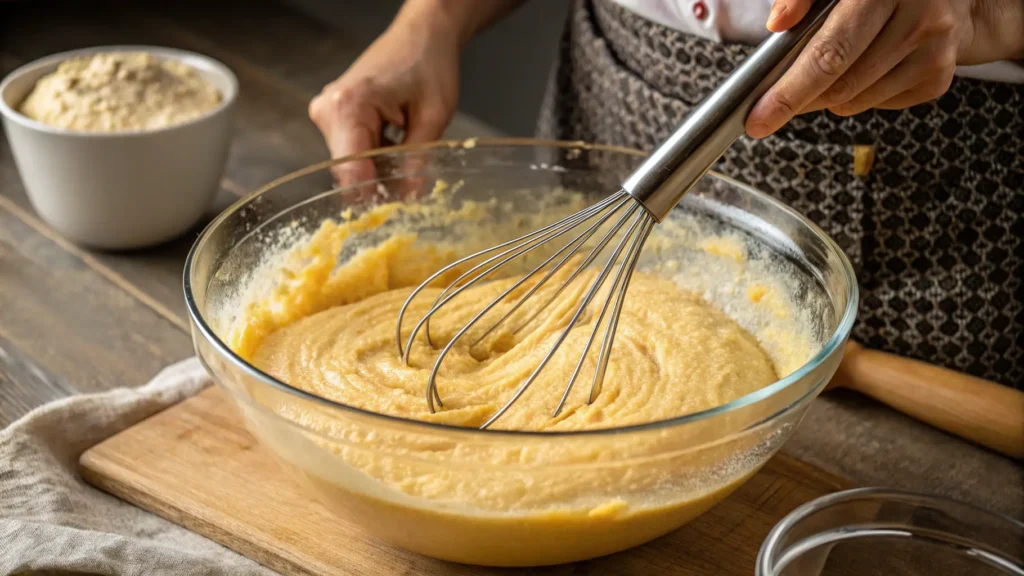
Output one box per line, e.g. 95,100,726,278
622,0,840,221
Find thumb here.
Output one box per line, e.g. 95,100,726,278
766,0,812,33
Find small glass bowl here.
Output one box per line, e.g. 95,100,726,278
758,488,1024,576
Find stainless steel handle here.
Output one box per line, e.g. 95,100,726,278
622,0,840,221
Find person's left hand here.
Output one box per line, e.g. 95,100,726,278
746,0,980,138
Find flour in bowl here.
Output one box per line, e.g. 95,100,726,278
18,51,222,132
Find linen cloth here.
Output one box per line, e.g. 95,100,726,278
0,357,275,576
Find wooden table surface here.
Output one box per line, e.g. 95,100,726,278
2,0,1020,527
0,0,495,428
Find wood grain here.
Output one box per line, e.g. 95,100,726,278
0,198,193,426
834,342,1024,459
81,386,848,576
0,333,75,427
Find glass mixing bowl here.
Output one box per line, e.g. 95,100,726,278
184,139,858,567
758,488,1024,576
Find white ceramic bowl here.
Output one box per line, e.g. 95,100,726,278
0,46,237,249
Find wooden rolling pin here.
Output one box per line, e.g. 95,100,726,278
829,341,1024,459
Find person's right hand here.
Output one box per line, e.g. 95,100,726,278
309,11,460,184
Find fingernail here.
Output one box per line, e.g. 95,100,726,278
747,121,772,139
767,2,786,29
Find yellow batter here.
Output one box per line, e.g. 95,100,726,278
251,243,776,431
223,192,807,565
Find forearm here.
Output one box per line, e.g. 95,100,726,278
965,0,1024,63
394,0,527,48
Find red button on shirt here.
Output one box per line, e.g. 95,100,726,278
693,0,708,20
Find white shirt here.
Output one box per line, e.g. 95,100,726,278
613,0,1024,84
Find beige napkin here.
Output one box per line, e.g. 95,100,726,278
0,357,276,576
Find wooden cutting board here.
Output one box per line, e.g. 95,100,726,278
80,386,849,575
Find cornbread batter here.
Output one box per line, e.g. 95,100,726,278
223,191,813,565
251,241,777,431
19,52,221,131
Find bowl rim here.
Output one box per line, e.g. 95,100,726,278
183,137,859,438
0,45,238,137
756,487,1024,575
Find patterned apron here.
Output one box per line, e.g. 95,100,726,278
537,0,1023,389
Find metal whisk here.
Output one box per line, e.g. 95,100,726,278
396,0,839,429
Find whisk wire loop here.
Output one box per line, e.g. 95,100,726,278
468,195,634,349
589,218,655,404
552,213,654,417
399,195,621,365
420,197,636,412
477,206,651,429
396,192,663,427
421,195,630,348
394,193,621,358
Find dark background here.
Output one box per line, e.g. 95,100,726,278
286,0,569,136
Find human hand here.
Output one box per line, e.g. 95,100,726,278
745,0,1008,138
309,8,459,184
